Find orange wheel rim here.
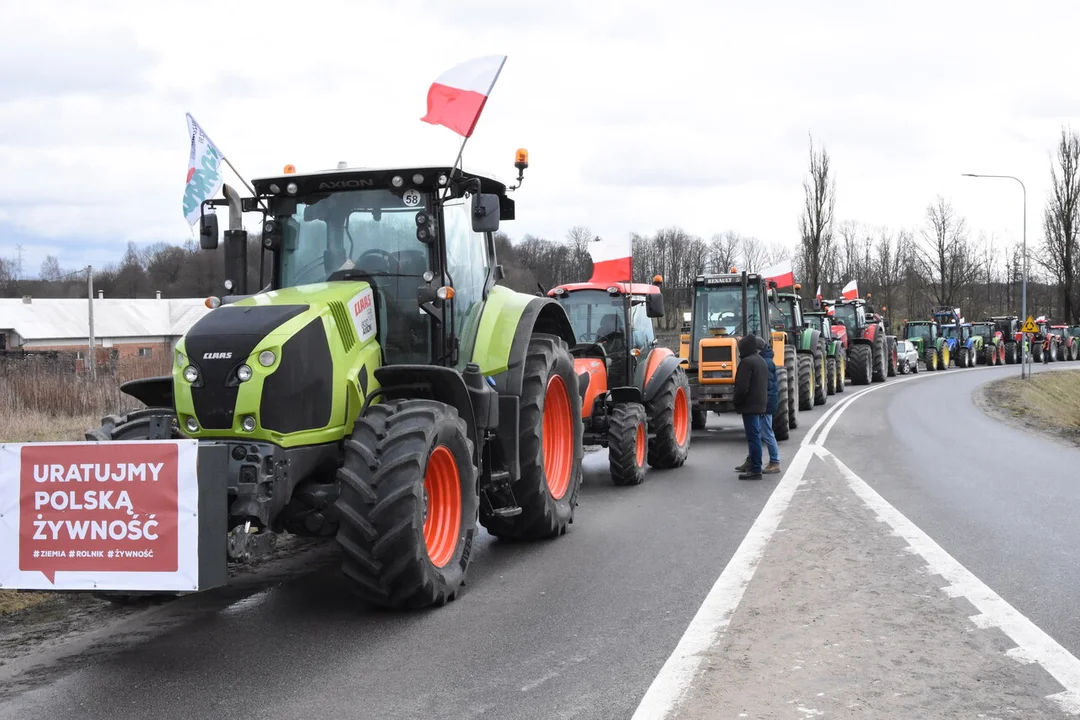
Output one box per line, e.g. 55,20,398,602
672,386,689,446
543,374,574,500
423,445,461,568
635,422,646,467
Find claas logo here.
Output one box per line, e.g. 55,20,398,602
353,294,372,316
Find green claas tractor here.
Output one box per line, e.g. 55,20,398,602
803,307,846,395
775,287,827,410
87,156,588,609
903,319,949,370
969,321,1005,365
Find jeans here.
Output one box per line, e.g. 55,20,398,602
761,413,780,464
742,413,763,473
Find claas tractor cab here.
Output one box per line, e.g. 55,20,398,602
775,285,826,410
679,270,795,440
88,153,589,610
832,297,889,384
803,305,847,395
548,276,691,486
904,319,947,370
987,315,1022,364
970,321,1005,365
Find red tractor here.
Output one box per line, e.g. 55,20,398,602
1034,317,1062,363
1049,323,1079,361
832,296,889,385
549,276,692,486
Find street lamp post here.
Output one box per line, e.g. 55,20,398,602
961,173,1029,379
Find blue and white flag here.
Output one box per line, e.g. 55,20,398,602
183,113,225,226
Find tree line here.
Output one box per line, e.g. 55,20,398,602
3,125,1077,332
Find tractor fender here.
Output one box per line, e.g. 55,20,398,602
371,365,480,465
477,287,576,398
861,323,880,343
641,352,684,404
804,328,823,355
120,376,175,409
610,386,644,405
574,356,608,418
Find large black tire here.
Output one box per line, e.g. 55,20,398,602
85,409,184,606
826,356,837,395
797,354,814,411
813,342,827,406
608,402,647,486
784,345,799,429
1033,343,1043,363
887,338,898,377
849,343,872,385
691,407,708,430
482,334,583,540
646,366,692,469
1005,341,1017,364
957,347,970,369
335,399,477,610
773,366,791,441
871,336,887,383
836,349,847,392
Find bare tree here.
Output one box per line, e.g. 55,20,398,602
1040,126,1080,322
707,232,740,273
798,134,836,294
916,196,977,307
738,235,767,272
39,255,63,282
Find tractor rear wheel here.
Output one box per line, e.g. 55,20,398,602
849,343,872,385
871,338,887,383
774,366,791,441
483,334,583,540
826,356,837,395
335,399,477,609
1005,341,1017,364
784,345,799,429
646,366,692,469
85,409,184,607
797,354,814,410
691,407,708,430
608,403,647,486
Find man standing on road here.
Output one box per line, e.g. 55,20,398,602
758,335,782,474
732,333,767,480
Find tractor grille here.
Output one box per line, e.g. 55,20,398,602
260,318,334,434
701,345,733,363
328,301,356,352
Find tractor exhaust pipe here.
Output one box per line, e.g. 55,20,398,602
222,183,248,296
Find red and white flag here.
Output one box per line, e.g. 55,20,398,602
421,55,507,138
842,280,859,300
815,285,822,300
760,259,794,288
587,236,632,284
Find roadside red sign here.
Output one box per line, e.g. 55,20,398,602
1,440,200,591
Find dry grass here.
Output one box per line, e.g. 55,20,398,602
982,369,1080,444
0,591,52,615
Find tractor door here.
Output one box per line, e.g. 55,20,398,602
442,198,493,368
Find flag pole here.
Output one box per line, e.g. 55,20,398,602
444,55,507,194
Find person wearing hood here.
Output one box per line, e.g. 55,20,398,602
732,333,768,480
757,335,781,473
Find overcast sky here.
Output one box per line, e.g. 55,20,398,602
1,0,1077,279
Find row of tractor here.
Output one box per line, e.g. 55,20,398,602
901,311,1080,370
67,156,698,612
675,272,897,440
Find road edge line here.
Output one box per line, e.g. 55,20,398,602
821,446,1080,716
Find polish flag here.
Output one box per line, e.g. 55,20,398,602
760,259,794,287
842,280,858,300
421,55,507,138
816,285,822,300
587,236,632,284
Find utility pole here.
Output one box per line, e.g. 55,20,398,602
87,265,96,381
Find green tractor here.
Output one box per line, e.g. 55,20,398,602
903,319,949,370
970,321,1006,365
774,287,827,410
803,305,846,395
87,157,587,609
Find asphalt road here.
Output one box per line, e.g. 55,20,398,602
824,361,1080,657
0,410,811,720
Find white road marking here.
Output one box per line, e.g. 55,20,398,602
819,445,1080,716
633,361,1060,719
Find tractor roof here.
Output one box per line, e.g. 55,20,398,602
550,282,661,296
252,165,510,197
693,272,764,285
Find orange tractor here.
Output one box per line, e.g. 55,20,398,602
549,276,692,485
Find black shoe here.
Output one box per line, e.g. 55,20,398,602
738,471,763,480
734,456,751,472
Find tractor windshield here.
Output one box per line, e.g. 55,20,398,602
971,324,993,338
941,326,961,339
1071,327,1080,337
559,290,628,352
905,323,933,342
692,282,762,339
805,315,824,333
1050,327,1066,337
832,303,860,338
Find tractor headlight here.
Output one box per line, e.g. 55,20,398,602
185,417,199,433
241,416,257,433
175,351,186,368
183,365,199,383
258,351,276,367
236,364,253,382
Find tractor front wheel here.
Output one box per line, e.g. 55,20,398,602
691,407,708,431
957,348,970,368
1005,341,1017,364
784,345,800,429
797,354,815,410
335,399,477,610
483,334,583,540
774,366,791,441
849,343,872,385
826,356,837,395
814,345,827,406
646,366,692,468
836,350,847,393
871,338,887,383
608,403,647,486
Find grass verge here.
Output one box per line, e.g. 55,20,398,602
978,369,1080,445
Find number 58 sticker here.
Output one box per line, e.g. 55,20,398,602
402,189,422,207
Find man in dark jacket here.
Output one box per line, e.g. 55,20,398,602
732,333,768,480
758,336,781,474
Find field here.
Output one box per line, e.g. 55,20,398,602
0,356,163,614
979,369,1080,445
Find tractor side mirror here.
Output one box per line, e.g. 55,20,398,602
471,193,501,233
200,212,219,250
646,292,665,318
